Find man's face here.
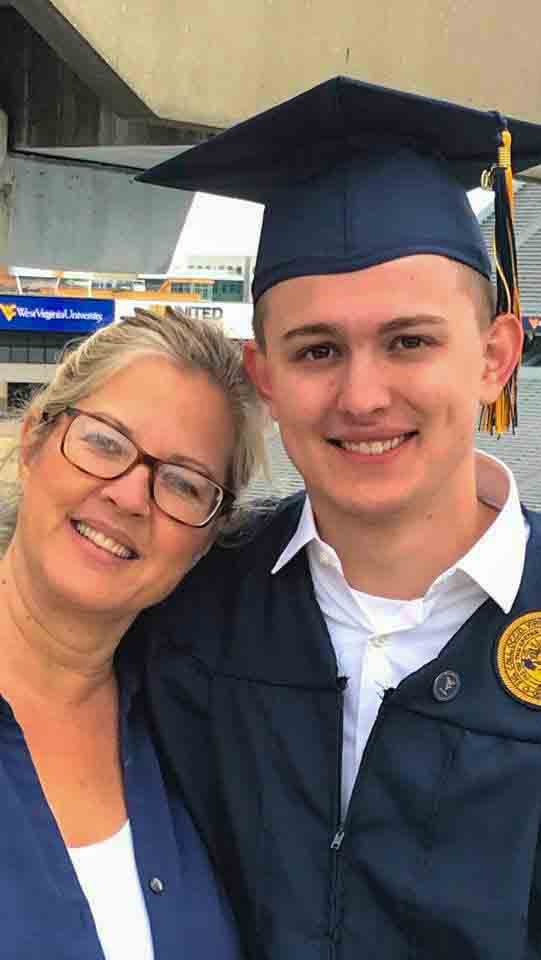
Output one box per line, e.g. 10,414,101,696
245,255,517,533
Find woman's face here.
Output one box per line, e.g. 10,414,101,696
13,354,236,624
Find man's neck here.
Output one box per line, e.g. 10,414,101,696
310,487,497,601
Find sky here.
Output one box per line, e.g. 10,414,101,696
171,193,264,266
468,187,494,216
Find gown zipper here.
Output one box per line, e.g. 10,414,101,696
328,675,348,956
328,685,396,955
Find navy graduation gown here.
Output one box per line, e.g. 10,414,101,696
144,496,541,960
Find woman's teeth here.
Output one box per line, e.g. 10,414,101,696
74,521,135,559
339,434,408,455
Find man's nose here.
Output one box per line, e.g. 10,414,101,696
335,352,392,417
99,463,152,516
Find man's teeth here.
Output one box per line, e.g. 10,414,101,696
340,434,407,455
74,521,135,559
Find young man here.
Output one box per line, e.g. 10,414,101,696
139,79,541,959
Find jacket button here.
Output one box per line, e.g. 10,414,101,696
149,877,165,894
433,670,461,702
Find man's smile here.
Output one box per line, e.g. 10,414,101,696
327,432,418,456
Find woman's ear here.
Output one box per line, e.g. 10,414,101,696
18,413,40,484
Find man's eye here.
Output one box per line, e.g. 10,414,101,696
391,335,427,351
297,344,339,361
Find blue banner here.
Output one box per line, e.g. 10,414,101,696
0,294,115,332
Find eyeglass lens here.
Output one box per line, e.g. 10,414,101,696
63,413,222,525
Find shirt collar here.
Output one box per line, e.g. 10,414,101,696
271,495,317,575
451,450,526,613
271,450,527,614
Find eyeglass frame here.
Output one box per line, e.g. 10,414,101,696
42,405,236,527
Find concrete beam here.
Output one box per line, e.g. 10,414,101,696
41,0,541,128
5,152,195,274
0,7,215,152
12,0,154,118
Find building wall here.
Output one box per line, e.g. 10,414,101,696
0,419,20,484
0,363,53,412
4,153,194,274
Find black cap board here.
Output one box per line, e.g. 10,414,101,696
137,76,541,306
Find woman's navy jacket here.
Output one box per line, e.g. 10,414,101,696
0,631,241,960
145,495,541,960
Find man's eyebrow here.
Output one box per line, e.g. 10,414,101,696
282,315,446,341
380,315,446,333
87,410,218,478
282,323,341,341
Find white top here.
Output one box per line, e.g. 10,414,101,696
68,821,154,960
272,451,528,817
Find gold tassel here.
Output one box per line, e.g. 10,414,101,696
479,124,521,434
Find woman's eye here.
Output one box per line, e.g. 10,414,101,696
160,469,204,501
84,431,123,455
171,478,198,497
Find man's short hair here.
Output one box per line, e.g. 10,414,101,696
251,263,497,350
463,267,496,328
252,298,267,350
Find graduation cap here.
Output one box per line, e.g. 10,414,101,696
137,76,541,433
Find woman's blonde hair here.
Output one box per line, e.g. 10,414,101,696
0,307,265,553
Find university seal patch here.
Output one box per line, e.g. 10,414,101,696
496,612,541,708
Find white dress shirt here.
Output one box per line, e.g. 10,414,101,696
272,451,528,818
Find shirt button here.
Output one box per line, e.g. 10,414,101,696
149,877,165,894
371,635,387,648
433,670,461,703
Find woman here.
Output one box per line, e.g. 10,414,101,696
0,307,263,960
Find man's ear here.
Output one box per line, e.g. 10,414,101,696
243,341,277,418
480,312,524,405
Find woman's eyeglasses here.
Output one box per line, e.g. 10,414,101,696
44,406,235,528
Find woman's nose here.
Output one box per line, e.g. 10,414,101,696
99,463,152,516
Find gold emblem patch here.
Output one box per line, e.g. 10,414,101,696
496,612,541,708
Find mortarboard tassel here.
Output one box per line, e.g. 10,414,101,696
479,120,521,434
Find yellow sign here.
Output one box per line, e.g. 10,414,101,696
0,303,17,322
496,612,541,708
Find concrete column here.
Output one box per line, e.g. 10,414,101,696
242,257,253,304
0,110,14,265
